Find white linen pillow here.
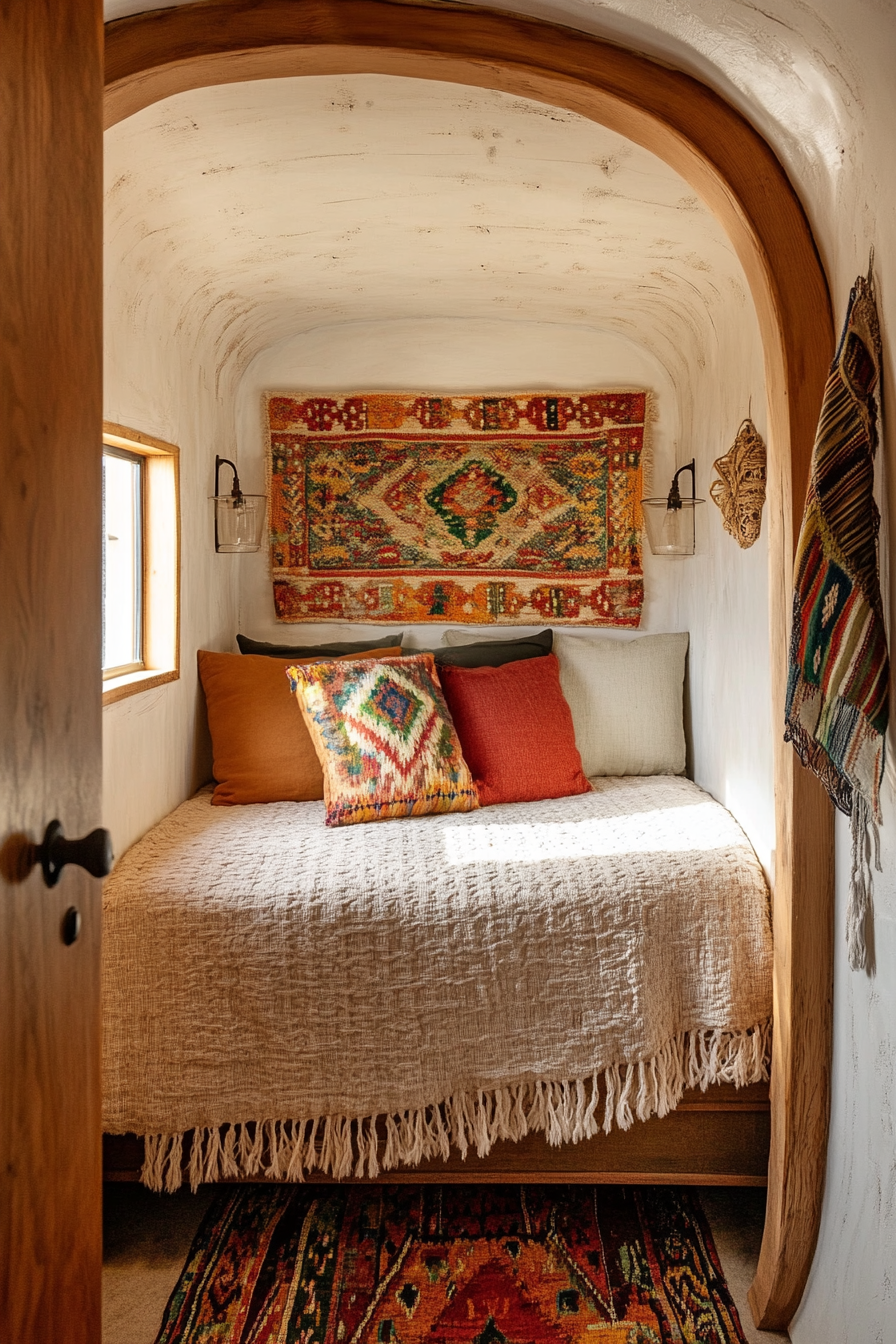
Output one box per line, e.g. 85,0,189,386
552,631,688,776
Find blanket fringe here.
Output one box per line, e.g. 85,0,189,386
140,1020,771,1192
847,793,881,971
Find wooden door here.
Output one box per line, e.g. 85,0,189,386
0,2,104,1339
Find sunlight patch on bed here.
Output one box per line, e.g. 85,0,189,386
443,802,739,865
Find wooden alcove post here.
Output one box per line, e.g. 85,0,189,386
103,1,835,1327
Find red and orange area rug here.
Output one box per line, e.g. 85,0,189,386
155,1185,748,1343
267,391,646,627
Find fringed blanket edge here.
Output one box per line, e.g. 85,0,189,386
138,1021,771,1192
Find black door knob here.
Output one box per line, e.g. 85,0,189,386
36,820,113,889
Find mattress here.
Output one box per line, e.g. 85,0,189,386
102,775,773,1189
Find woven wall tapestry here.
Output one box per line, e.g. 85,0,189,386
784,268,888,971
267,391,647,626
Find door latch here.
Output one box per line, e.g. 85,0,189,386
35,820,113,889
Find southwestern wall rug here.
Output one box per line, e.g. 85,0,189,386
266,392,648,627
155,1184,749,1343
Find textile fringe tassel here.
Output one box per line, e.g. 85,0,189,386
847,793,882,971
139,1020,771,1192
640,389,657,499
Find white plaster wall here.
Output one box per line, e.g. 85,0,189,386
236,310,773,874
101,242,241,858
234,319,682,639
661,320,773,885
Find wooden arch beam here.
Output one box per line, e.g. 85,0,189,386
104,2,835,1328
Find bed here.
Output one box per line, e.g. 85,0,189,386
102,773,773,1191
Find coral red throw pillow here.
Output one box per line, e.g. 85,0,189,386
439,653,591,807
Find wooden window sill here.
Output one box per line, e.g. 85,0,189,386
103,667,178,707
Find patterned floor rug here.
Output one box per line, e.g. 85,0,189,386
155,1184,748,1343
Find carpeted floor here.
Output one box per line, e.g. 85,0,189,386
103,1183,788,1343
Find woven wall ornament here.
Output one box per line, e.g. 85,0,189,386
710,417,767,548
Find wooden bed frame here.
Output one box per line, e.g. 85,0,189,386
102,2,836,1329
104,1081,771,1186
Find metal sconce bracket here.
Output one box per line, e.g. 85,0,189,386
213,455,265,554
641,457,704,556
667,458,696,509
214,455,242,554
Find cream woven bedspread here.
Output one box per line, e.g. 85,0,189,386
102,775,773,1190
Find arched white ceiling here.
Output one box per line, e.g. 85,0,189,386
103,0,866,229
104,74,751,395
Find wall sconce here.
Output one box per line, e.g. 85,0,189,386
213,455,266,553
641,459,704,556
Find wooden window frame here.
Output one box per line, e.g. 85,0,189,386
101,422,180,706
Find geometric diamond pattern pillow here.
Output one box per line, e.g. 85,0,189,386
287,653,479,826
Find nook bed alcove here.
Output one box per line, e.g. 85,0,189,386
102,768,774,1191
102,2,835,1330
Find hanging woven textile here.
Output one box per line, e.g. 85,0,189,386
784,266,888,970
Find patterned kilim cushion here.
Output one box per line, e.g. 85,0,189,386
287,653,479,826
267,391,647,626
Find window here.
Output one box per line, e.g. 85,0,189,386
102,423,180,705
103,448,144,677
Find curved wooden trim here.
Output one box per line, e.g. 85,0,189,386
103,2,835,1327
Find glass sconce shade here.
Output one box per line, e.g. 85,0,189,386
641,459,704,557
641,498,699,555
214,493,265,552
214,455,266,553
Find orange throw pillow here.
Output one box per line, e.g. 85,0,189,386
198,647,402,805
438,653,592,807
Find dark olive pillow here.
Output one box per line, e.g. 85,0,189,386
236,633,403,659
414,629,553,668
